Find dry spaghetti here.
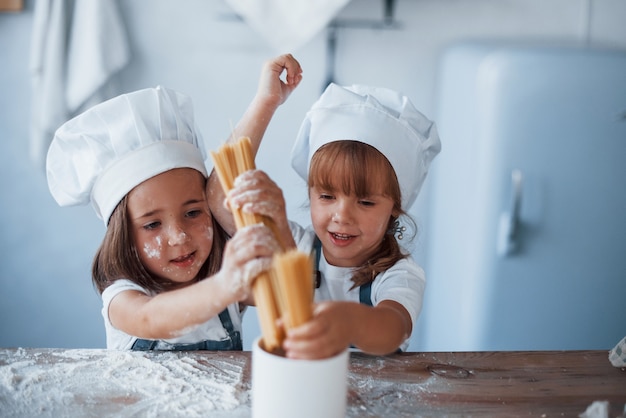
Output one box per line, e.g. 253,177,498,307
210,137,313,353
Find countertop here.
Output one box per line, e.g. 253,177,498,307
1,348,625,417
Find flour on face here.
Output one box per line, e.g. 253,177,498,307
143,235,163,259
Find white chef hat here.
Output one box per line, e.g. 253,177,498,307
291,83,441,210
46,86,208,225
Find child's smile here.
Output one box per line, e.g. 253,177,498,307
170,251,197,268
328,232,356,246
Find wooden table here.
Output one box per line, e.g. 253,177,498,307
1,348,624,417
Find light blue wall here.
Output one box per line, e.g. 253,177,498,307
1,4,105,348
1,0,624,350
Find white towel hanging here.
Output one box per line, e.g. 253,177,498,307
30,0,130,169
225,0,352,52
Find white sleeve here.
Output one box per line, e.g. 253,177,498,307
288,221,316,254
101,279,148,349
371,258,426,350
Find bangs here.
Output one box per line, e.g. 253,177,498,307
309,140,400,203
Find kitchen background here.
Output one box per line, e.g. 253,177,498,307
1,0,625,351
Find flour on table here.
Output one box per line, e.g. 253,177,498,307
0,348,248,417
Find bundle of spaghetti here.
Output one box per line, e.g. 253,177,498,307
210,137,284,351
271,250,314,331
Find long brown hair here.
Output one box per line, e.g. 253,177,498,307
91,190,229,294
309,140,415,289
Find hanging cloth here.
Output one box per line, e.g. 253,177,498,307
30,0,130,168
224,0,352,52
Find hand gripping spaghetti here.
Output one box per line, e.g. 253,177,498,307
211,137,313,353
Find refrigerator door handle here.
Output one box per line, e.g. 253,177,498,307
497,169,523,256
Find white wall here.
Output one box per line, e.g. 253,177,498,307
1,0,624,350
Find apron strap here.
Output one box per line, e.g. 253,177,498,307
313,236,373,306
131,307,242,351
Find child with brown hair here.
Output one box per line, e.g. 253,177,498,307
221,83,441,358
46,54,302,350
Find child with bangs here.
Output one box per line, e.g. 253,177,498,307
216,83,441,359
305,139,407,289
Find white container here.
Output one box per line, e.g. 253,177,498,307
251,337,349,418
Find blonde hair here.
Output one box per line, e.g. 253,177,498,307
91,182,228,294
308,140,414,288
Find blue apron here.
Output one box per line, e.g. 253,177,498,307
313,237,372,306
313,237,402,353
131,308,242,351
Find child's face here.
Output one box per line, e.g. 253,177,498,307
127,168,213,284
309,185,394,267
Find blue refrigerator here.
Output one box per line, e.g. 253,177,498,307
418,42,626,351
